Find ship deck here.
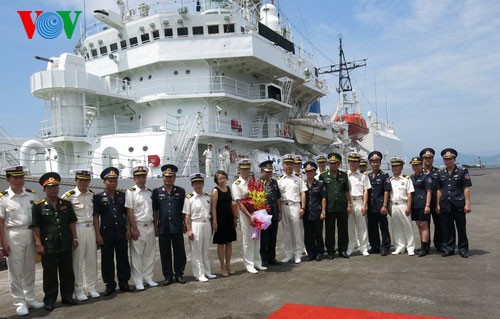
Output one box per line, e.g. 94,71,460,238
0,168,499,319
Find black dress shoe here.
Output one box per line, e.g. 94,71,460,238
326,253,334,260
368,248,380,254
164,277,174,286
119,285,133,292
175,275,186,284
62,299,77,306
307,256,315,261
268,259,282,265
441,251,454,257
338,252,349,259
261,261,269,267
104,287,115,296
380,251,389,256
459,252,469,258
44,304,54,311
316,254,323,262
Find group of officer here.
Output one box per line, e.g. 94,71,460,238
0,145,472,315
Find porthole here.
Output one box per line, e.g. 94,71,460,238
140,77,143,81
186,69,191,75
143,146,148,151
173,70,179,75
148,75,152,79
128,147,134,152
177,109,182,114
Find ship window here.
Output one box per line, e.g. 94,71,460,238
128,147,134,153
148,75,152,79
129,37,138,47
110,43,118,52
241,26,245,33
120,40,128,49
224,24,235,33
164,28,173,37
192,26,204,35
177,109,182,114
141,33,150,43
177,27,188,36
173,70,179,75
91,49,98,58
208,25,219,34
140,77,143,81
143,146,148,151
152,30,160,40
100,46,108,55
186,70,191,75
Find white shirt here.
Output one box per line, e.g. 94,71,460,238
183,192,211,221
62,187,94,222
278,174,302,202
348,170,372,196
0,187,37,227
390,175,415,202
125,185,153,222
203,149,213,160
231,176,249,201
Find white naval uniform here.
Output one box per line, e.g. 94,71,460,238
183,192,212,279
0,188,37,307
232,177,263,271
347,170,372,255
125,185,156,286
277,174,304,261
220,149,230,172
62,187,98,296
390,176,416,254
203,149,213,177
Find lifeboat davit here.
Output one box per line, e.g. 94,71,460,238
335,113,369,141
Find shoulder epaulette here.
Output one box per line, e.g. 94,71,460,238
234,180,241,185
363,172,368,175
64,190,76,198
186,193,193,199
89,189,94,194
25,188,36,193
147,188,153,192
128,186,136,191
61,197,71,202
35,199,46,205
204,192,209,196
0,190,7,197
403,175,410,179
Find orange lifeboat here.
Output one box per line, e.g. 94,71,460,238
335,113,369,141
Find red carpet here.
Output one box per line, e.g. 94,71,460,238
268,304,452,319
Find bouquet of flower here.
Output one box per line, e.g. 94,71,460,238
241,178,272,239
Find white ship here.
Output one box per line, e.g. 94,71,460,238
2,0,403,178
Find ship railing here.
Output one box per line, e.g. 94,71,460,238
38,119,88,138
134,75,279,101
205,115,293,140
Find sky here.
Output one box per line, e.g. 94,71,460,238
1,0,499,158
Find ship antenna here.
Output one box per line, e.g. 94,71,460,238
83,0,87,39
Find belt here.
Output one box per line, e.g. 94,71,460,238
391,201,406,205
6,225,29,229
351,196,363,200
76,223,93,227
136,221,153,227
282,201,300,206
192,219,210,223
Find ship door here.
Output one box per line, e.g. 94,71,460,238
102,147,119,168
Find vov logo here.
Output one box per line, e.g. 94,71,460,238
18,11,82,39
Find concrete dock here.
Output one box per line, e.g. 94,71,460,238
0,168,499,319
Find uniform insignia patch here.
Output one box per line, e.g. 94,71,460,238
35,199,46,205
64,190,76,198
235,180,241,185
0,190,7,197
25,188,36,193
427,178,433,183
464,173,470,180
129,186,136,191
186,194,193,199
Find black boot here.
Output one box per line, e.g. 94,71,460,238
418,242,429,257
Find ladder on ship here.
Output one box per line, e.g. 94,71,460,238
250,111,266,138
174,113,203,176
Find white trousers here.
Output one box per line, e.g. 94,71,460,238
239,212,262,270
5,228,36,307
347,198,369,254
130,222,156,285
73,225,98,294
391,203,415,252
205,159,212,177
190,221,212,278
281,202,304,260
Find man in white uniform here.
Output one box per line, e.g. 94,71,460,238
346,153,372,256
278,154,304,264
202,143,214,177
184,173,216,282
61,169,100,301
0,166,44,316
315,154,328,180
232,159,266,273
125,166,157,290
389,157,416,255
293,155,303,179
219,144,231,172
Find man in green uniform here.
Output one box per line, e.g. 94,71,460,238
319,153,352,259
31,172,78,311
